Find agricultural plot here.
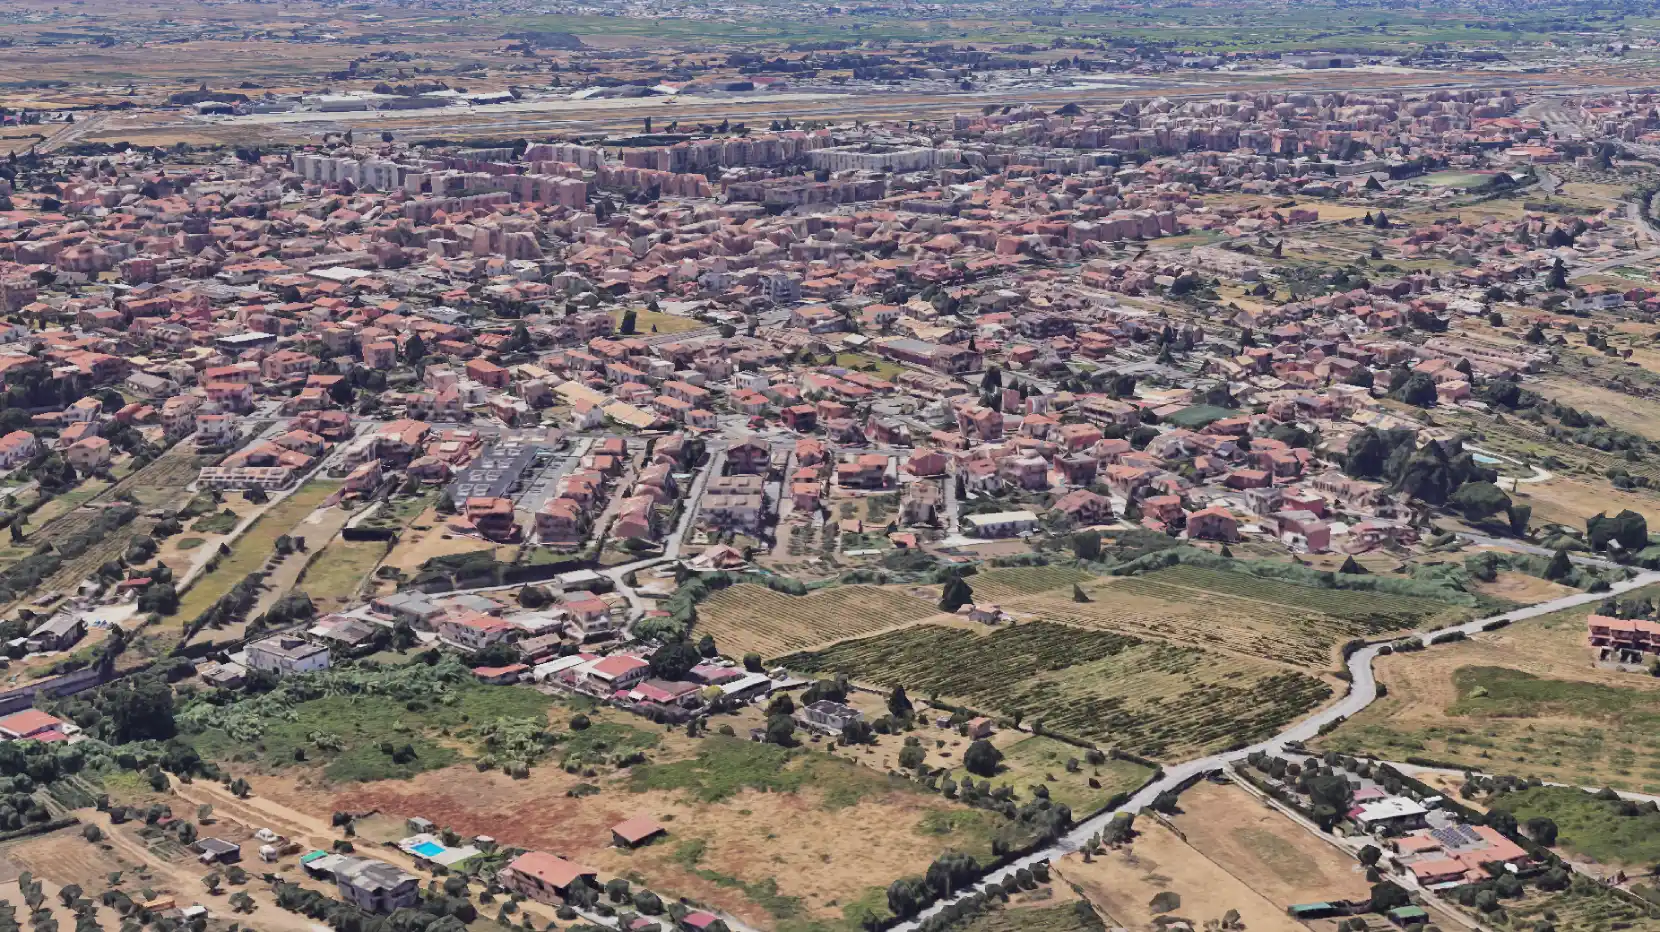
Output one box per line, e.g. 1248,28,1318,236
1499,881,1660,932
951,901,1107,932
966,567,1094,603
1168,781,1373,908
1000,565,1464,670
782,622,1334,760
1318,587,1660,791
1131,566,1459,628
105,441,213,510
183,666,553,784
696,583,943,658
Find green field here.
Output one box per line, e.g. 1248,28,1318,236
834,352,908,381
944,735,1154,813
174,480,340,622
297,537,392,613
782,621,1333,760
182,660,553,783
1420,171,1498,189
1486,785,1660,870
190,508,240,534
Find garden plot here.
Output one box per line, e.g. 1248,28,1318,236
696,583,945,658
782,622,1334,760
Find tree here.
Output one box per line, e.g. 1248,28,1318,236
620,310,638,335
1070,530,1102,561
1544,548,1573,581
1547,257,1568,290
1396,371,1438,407
764,713,796,746
1589,509,1648,552
888,685,913,718
898,745,926,769
1451,481,1512,524
1072,583,1090,603
633,890,663,915
939,576,974,612
841,719,874,745
1338,556,1367,575
980,367,1002,393
743,652,763,672
403,333,426,364
1368,882,1410,914
1507,503,1532,537
1358,844,1381,867
650,640,701,680
1526,816,1559,846
963,739,1002,777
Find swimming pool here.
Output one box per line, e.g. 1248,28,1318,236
1472,453,1502,465
411,841,445,858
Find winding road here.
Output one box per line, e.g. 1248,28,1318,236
892,569,1660,930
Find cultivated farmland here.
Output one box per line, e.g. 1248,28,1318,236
1500,882,1660,932
696,583,943,657
1005,565,1461,670
967,567,1094,603
781,622,1334,760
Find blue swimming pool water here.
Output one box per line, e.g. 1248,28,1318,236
1472,453,1501,465
412,841,445,858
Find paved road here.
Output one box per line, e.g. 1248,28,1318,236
892,570,1660,930
1453,531,1621,569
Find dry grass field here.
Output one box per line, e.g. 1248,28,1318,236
696,583,945,658
1317,585,1660,790
1534,377,1660,441
1053,818,1307,932
381,506,505,574
272,732,1023,932
1167,782,1372,908
297,537,393,613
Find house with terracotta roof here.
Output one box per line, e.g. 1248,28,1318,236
612,815,668,848
0,709,73,742
499,851,598,905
